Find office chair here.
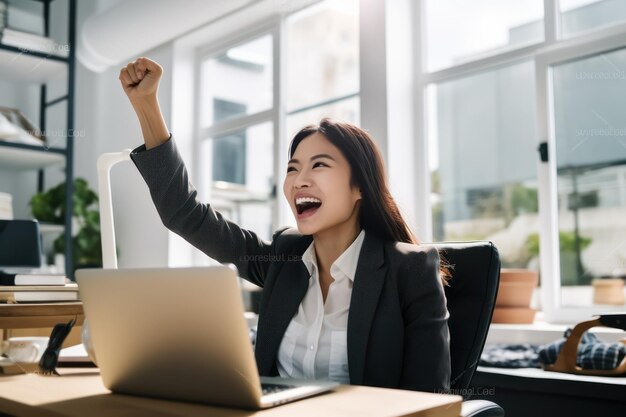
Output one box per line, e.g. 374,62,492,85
425,241,504,417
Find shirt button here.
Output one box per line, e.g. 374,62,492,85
310,345,315,351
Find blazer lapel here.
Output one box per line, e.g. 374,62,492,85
347,232,386,385
254,235,312,375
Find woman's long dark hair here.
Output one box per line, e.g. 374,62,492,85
288,118,451,284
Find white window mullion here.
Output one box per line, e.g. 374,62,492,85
544,0,560,44
422,43,542,84
414,0,432,242
199,109,274,139
535,56,562,321
273,20,286,231
359,0,388,163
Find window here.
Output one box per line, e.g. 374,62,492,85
198,32,277,242
559,0,626,38
280,0,360,228
542,47,626,312
428,62,538,269
424,0,544,71
195,0,360,238
420,0,626,322
199,35,273,127
285,0,359,111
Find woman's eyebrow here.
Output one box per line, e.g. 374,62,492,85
288,154,336,164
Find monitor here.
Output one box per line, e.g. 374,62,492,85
0,219,42,269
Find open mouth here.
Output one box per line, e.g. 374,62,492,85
295,197,322,216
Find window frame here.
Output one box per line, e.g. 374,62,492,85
193,18,283,233
535,24,626,322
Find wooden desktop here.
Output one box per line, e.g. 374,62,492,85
0,368,462,417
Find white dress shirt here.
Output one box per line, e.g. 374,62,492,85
277,229,366,384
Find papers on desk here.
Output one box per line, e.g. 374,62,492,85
0,283,79,303
59,344,94,365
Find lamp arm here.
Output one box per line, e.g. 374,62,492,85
96,149,132,269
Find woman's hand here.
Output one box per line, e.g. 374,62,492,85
119,57,163,104
120,57,170,149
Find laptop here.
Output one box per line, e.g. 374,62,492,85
75,266,339,409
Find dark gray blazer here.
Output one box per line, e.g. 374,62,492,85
130,137,451,393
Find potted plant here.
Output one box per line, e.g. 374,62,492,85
29,178,103,271
526,231,592,286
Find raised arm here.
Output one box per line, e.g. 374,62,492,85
119,57,170,150
120,57,279,287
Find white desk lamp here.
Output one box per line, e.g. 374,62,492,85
81,148,132,361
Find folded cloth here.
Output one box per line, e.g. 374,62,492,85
479,344,542,368
538,328,626,370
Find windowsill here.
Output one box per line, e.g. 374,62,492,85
486,312,626,345
476,366,626,385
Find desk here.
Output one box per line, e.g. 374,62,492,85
470,366,626,417
0,369,462,417
0,302,84,330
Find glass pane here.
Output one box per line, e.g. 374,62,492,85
200,35,273,127
552,49,626,306
424,0,544,72
428,62,539,271
205,122,274,195
203,122,274,242
285,96,360,140
560,0,626,38
285,0,359,111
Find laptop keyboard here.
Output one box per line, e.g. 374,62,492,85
261,383,297,395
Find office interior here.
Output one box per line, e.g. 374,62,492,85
0,0,625,416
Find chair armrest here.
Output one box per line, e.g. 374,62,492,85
461,400,504,417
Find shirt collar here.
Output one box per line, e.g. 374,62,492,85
301,229,366,282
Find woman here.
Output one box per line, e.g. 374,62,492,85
120,57,451,393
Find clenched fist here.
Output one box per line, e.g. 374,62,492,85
119,57,163,103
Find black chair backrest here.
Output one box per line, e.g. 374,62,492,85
425,241,500,391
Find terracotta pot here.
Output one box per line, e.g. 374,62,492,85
492,269,539,324
496,269,539,308
592,278,625,305
492,307,536,324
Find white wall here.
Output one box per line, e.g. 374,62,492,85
72,0,171,268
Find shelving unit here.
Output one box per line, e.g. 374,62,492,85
0,0,76,277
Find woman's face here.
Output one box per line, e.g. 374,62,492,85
283,132,362,236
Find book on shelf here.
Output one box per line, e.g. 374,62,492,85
0,27,69,58
0,283,79,303
0,271,67,286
